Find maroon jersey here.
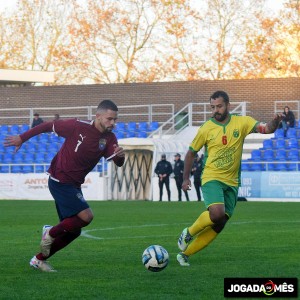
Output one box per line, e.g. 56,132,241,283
20,119,124,186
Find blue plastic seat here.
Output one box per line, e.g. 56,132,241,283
286,162,298,171
11,165,22,173
36,144,48,153
0,144,6,153
275,149,286,161
9,124,20,134
251,149,261,161
12,152,24,163
136,131,147,138
148,121,159,132
263,149,274,161
262,139,273,150
44,154,53,163
30,136,39,143
286,138,298,149
35,153,45,163
24,153,35,163
49,134,60,143
265,162,275,171
23,165,34,173
286,128,297,138
116,131,125,139
274,139,286,149
0,165,9,173
274,162,287,171
35,165,45,173
115,122,126,132
0,125,9,134
3,153,13,163
139,122,148,131
20,124,30,132
241,162,250,171
39,134,50,143
250,162,265,171
274,129,284,139
126,131,135,138
127,122,137,132
287,149,299,160
47,144,59,153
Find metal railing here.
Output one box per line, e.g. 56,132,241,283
243,160,300,171
149,102,249,139
0,159,108,176
0,104,175,126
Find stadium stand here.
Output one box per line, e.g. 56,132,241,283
0,120,162,173
244,127,300,171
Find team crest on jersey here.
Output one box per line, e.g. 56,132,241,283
99,139,107,150
233,129,239,138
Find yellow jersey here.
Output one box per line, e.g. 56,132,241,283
190,114,258,187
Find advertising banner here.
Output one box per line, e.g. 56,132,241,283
239,171,300,201
0,173,105,200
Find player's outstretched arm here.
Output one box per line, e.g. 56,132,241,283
256,114,283,134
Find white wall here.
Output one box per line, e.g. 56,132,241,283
0,173,106,200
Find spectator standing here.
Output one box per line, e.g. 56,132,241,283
281,106,295,137
154,154,172,201
31,113,44,128
191,154,203,201
173,153,189,201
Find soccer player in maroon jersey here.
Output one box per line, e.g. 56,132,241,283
4,100,125,272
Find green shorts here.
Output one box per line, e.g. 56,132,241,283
202,180,238,218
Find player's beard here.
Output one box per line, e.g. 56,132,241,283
105,126,114,132
213,110,228,122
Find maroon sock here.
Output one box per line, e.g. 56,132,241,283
35,230,81,260
36,253,47,260
49,215,89,238
48,230,81,258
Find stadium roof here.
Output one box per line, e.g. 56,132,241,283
0,69,55,85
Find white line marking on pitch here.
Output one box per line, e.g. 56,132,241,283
81,220,300,241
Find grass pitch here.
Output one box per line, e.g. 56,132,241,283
0,200,299,300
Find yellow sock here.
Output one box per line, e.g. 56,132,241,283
183,226,218,256
188,211,214,236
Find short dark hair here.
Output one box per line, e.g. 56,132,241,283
34,113,39,117
97,99,118,112
210,91,229,104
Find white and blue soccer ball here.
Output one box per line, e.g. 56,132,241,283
142,245,169,272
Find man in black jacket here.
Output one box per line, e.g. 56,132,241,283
31,113,44,128
191,154,203,201
173,153,189,201
154,154,172,201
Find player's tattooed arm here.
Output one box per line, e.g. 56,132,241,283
255,114,283,134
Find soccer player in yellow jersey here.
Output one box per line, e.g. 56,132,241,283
177,91,282,266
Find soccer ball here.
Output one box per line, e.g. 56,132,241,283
142,245,169,272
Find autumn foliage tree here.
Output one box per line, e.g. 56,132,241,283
0,0,73,82
241,0,300,78
0,0,299,84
